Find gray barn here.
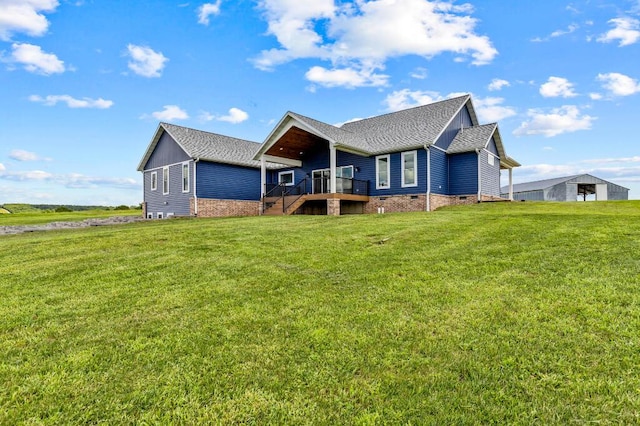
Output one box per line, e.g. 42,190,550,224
501,174,629,201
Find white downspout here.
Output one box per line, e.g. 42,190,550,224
426,146,431,212
476,149,482,203
193,158,199,216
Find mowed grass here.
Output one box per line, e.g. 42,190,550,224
0,209,141,226
1,201,640,424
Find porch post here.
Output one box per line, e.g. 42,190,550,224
260,156,266,197
508,167,513,201
329,144,337,194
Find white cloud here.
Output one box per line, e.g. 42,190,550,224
539,76,577,98
597,17,640,46
514,105,595,138
198,1,221,25
589,92,603,100
254,0,497,88
10,42,65,75
126,44,168,78
150,105,189,121
0,169,138,189
0,0,59,41
473,97,516,122
9,149,51,162
217,107,249,124
29,94,114,109
597,72,640,96
410,67,428,79
532,24,579,42
488,78,510,91
0,163,5,171
383,89,443,111
305,65,389,88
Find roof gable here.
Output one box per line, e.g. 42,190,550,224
138,123,276,171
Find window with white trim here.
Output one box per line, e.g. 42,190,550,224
163,166,169,195
150,171,157,191
401,150,417,187
182,162,189,192
278,170,294,186
488,154,495,166
376,155,390,189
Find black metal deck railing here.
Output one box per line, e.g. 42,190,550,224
263,177,369,213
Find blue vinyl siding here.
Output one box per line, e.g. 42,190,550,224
197,161,261,201
144,161,192,217
434,106,473,150
449,152,478,195
429,148,448,194
144,132,190,170
480,150,501,196
264,148,427,197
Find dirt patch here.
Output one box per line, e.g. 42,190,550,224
0,215,144,236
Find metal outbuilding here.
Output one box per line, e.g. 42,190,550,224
501,174,629,201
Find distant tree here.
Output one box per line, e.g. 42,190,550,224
55,206,73,213
115,205,130,210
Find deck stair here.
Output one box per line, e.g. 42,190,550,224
262,194,308,215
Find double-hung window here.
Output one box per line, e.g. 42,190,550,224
163,167,169,195
150,171,157,191
401,150,417,187
182,162,190,192
376,155,390,189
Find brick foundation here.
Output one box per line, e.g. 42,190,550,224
362,193,509,213
364,194,427,214
191,198,260,217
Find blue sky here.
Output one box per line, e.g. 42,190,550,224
1,0,640,205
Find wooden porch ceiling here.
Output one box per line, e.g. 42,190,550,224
265,126,328,161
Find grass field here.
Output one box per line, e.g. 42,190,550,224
0,208,141,226
1,201,639,424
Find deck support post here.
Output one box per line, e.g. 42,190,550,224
260,156,266,214
508,168,513,201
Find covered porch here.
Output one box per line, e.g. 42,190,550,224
255,112,370,216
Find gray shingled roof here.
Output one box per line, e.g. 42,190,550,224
447,123,497,154
340,95,472,154
138,123,283,171
501,175,580,193
256,95,474,158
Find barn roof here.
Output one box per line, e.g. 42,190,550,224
502,174,630,193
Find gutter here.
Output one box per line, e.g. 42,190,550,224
476,149,481,203
193,158,200,216
426,146,431,212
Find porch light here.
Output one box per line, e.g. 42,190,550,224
355,167,360,172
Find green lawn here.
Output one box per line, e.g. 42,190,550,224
0,208,141,226
1,201,639,424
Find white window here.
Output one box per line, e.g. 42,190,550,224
147,212,153,219
488,155,495,166
150,171,157,191
182,162,189,193
163,167,169,195
278,171,294,186
376,155,390,189
401,150,417,187
157,212,164,219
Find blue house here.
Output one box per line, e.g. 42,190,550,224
138,95,520,217
254,94,520,215
137,123,276,219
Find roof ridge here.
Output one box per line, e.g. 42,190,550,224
161,122,259,144
342,94,470,126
